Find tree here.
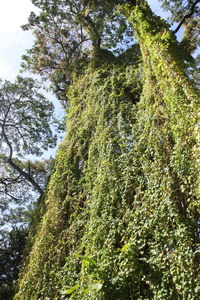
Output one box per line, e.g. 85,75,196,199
159,0,200,86
0,228,28,300
159,0,200,36
14,1,199,299
0,76,57,196
0,75,58,231
21,0,135,106
0,75,58,299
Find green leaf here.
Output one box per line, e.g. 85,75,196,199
75,254,96,265
91,283,103,290
64,283,80,295
120,243,132,252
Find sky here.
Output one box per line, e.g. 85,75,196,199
0,0,37,80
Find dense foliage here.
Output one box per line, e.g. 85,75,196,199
0,228,27,300
14,0,199,299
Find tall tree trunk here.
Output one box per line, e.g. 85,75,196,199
120,1,200,298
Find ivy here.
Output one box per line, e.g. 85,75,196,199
15,1,199,300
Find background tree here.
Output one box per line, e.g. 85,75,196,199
159,0,200,85
0,74,60,233
0,228,28,300
0,76,57,195
0,75,60,299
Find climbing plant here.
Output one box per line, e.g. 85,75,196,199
15,1,199,299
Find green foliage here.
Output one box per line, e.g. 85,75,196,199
0,228,27,300
15,1,199,300
14,64,141,299
159,0,200,60
0,76,57,157
21,0,134,106
0,75,58,234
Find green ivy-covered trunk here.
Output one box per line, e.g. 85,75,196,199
15,2,199,300
14,65,141,300
120,2,200,299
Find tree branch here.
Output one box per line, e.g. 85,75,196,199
83,15,102,49
0,188,21,202
1,104,44,195
174,0,200,34
7,158,44,195
1,104,14,159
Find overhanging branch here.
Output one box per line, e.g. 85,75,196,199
174,0,200,34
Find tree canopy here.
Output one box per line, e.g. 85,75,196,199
0,76,57,194
21,0,135,106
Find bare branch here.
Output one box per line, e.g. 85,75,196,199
0,188,21,202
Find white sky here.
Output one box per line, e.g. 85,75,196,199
0,0,36,80
0,0,170,81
